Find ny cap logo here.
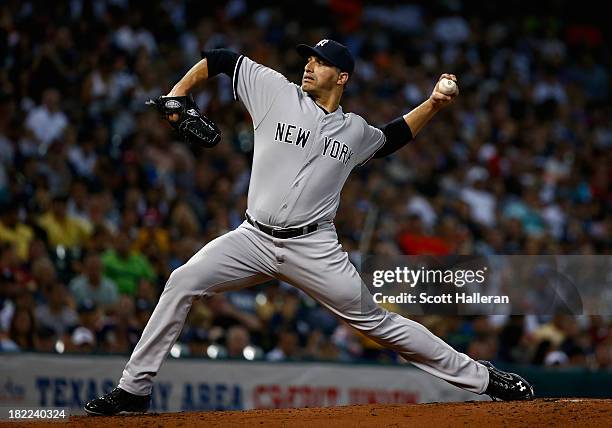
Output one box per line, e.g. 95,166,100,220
316,39,329,47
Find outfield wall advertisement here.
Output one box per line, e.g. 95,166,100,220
0,353,485,413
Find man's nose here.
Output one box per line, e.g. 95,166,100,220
304,59,314,72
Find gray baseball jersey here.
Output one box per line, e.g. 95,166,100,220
118,56,489,399
235,56,385,228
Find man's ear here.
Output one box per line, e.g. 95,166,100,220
337,72,349,86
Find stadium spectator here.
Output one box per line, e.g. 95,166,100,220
34,282,79,337
37,194,92,249
30,257,58,295
102,231,155,295
8,307,36,351
0,202,34,261
69,251,120,309
33,326,57,353
0,330,19,352
24,88,68,154
69,326,97,353
266,329,301,361
225,325,252,359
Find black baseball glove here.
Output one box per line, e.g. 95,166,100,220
146,95,221,148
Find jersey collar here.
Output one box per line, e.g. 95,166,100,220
303,88,343,116
315,100,330,115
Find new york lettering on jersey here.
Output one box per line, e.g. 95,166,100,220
274,122,311,148
322,136,353,166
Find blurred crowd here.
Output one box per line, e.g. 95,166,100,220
0,0,610,370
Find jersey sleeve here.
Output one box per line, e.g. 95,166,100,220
233,56,290,128
355,122,386,167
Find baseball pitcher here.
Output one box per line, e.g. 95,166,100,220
85,39,534,415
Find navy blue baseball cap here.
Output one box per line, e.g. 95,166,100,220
296,39,355,75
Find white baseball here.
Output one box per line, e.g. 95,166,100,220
438,78,458,96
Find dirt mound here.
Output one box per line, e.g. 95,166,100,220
3,399,611,427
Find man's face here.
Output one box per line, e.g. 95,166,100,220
114,232,130,257
85,254,102,281
302,56,347,95
43,89,60,112
51,200,67,219
1,208,18,227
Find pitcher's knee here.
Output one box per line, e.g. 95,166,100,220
345,306,391,334
164,265,205,295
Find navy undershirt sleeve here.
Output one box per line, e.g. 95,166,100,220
201,49,240,78
374,116,414,158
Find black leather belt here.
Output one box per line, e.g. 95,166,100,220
246,213,318,239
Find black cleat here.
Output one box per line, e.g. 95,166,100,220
479,360,535,401
84,387,151,416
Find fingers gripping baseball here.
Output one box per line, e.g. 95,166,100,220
430,74,459,109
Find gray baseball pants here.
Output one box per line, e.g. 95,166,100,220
119,221,489,396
